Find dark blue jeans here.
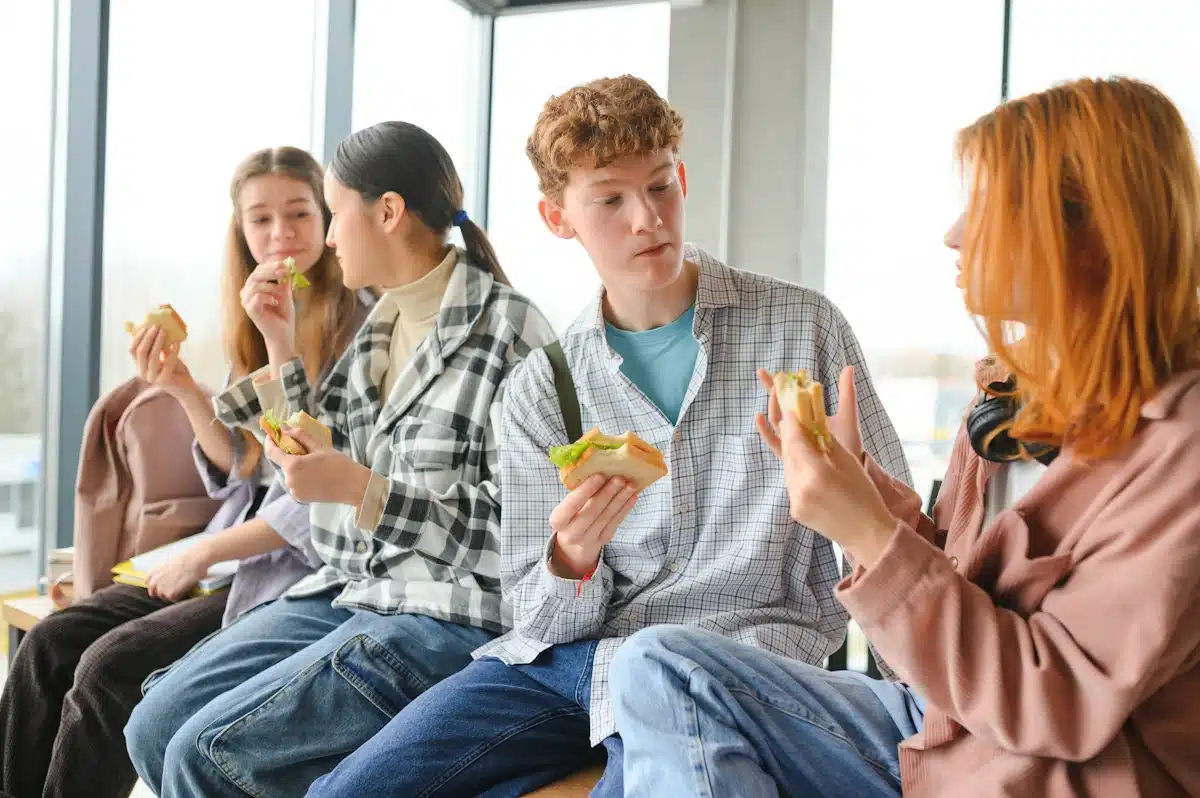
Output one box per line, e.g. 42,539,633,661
306,640,623,797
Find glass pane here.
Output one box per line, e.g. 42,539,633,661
486,2,672,333
824,0,1005,504
1009,0,1200,141
101,0,319,396
353,0,487,213
0,2,55,592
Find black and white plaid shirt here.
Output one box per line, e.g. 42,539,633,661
474,245,912,743
214,253,555,632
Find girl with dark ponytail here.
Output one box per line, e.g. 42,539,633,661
125,122,555,796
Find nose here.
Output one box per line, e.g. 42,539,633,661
944,212,965,251
325,220,336,249
630,195,662,235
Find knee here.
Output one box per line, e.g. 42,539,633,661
124,683,179,779
611,625,698,691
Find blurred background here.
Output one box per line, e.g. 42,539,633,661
1,0,1197,623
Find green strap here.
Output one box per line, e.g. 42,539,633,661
544,340,582,442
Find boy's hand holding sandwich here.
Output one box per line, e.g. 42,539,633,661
545,427,668,580
262,411,372,508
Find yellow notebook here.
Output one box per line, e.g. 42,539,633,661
112,532,238,597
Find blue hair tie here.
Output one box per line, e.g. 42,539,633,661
452,210,469,227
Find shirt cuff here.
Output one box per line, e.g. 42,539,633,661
541,534,606,599
837,520,946,628
354,471,391,532
253,372,288,421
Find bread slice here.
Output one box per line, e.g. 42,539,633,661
124,304,188,346
774,370,830,449
553,428,667,491
260,410,332,455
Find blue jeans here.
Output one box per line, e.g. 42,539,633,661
307,640,623,797
124,591,495,798
609,626,925,798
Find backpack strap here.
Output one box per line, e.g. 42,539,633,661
543,340,582,442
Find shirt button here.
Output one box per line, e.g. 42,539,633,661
673,430,682,442
667,561,682,573
355,542,368,554
948,556,959,569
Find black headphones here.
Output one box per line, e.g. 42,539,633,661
966,376,1059,466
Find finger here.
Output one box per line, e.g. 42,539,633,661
569,477,629,534
780,408,823,457
263,437,292,467
134,326,157,375
549,475,608,530
598,490,640,546
755,412,782,457
756,367,774,392
767,384,782,429
281,427,320,453
145,330,167,381
590,483,636,537
837,365,858,427
129,326,149,357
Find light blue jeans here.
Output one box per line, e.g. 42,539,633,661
609,626,925,798
124,591,495,798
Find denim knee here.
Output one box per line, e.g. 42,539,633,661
611,625,696,690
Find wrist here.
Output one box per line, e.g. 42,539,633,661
266,344,297,375
843,510,898,571
344,461,373,509
548,538,601,580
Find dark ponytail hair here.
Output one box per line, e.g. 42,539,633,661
329,121,510,286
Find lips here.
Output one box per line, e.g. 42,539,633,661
636,242,669,257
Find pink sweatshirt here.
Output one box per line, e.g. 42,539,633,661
840,370,1200,797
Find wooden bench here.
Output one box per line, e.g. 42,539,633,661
2,595,55,668
525,764,605,796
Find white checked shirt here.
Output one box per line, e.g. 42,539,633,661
214,252,555,632
475,245,911,743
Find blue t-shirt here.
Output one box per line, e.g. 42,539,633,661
605,305,699,424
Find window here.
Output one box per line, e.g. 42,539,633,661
486,2,672,333
0,2,55,591
101,0,320,395
1008,0,1200,139
824,0,1006,504
352,0,488,214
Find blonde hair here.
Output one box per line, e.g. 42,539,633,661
526,75,683,201
958,77,1200,458
222,147,359,379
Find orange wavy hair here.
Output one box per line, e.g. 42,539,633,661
957,77,1200,459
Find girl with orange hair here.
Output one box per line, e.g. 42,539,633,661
608,77,1200,797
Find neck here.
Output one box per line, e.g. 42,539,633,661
602,260,699,332
379,239,449,291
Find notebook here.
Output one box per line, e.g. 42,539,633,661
111,531,239,596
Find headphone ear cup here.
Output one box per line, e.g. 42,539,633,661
967,393,1022,461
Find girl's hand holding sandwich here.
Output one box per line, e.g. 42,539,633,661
265,425,372,508
755,365,897,569
548,475,638,580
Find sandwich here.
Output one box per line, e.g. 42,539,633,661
548,427,668,491
283,256,310,289
123,304,188,346
259,409,332,455
774,370,830,449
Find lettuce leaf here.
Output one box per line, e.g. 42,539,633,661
284,257,310,289
262,409,282,432
547,439,623,468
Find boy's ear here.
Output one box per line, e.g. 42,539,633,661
538,197,576,240
677,159,688,199
378,191,406,234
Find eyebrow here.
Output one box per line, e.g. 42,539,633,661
244,197,312,212
587,161,674,188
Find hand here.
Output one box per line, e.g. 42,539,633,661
146,545,211,602
130,326,199,400
547,475,639,579
756,365,863,463
240,261,296,362
757,387,897,568
265,427,372,506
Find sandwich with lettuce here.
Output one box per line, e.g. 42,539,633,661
549,427,667,491
773,369,830,449
259,409,332,455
